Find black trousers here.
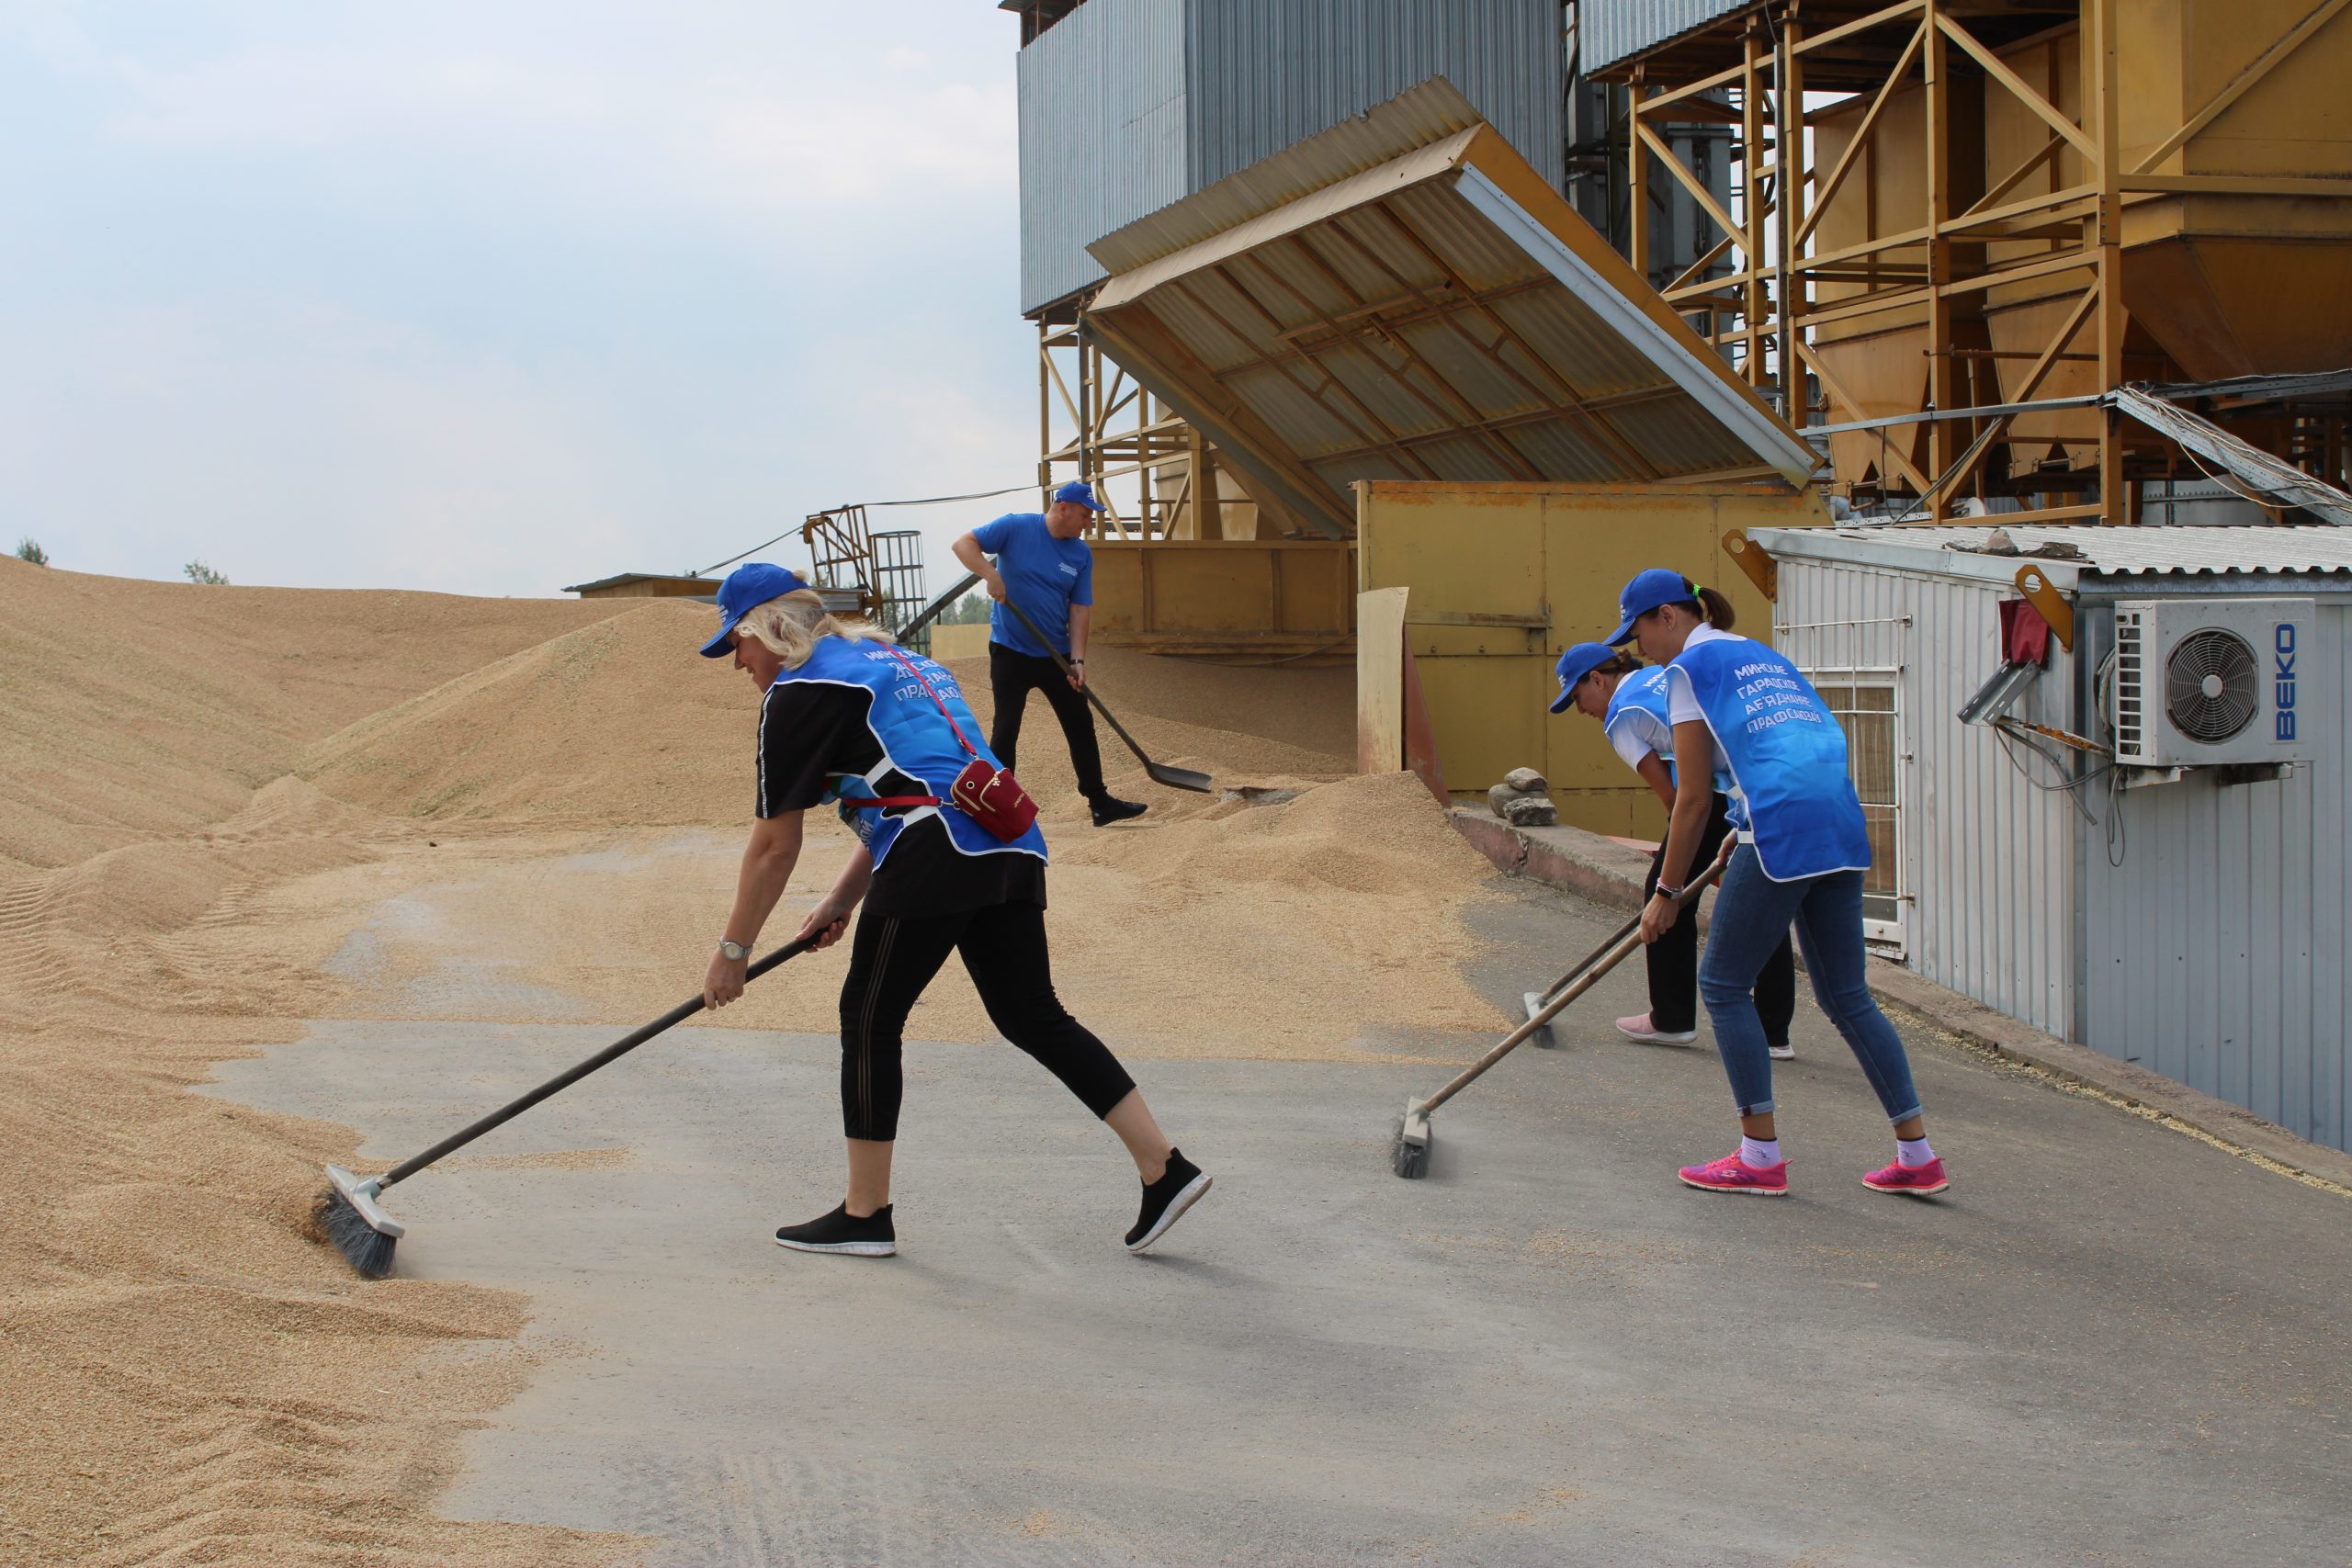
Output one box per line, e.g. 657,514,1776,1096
988,641,1107,802
836,899,1136,1142
1646,795,1797,1044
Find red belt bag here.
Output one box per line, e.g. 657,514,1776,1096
862,646,1039,844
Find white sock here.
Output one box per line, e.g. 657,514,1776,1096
1739,1136,1782,1168
1896,1136,1936,1168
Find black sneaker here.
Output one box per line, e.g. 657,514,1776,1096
1125,1149,1211,1253
1090,796,1149,828
775,1203,896,1257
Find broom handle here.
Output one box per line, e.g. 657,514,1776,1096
998,598,1159,772
379,935,819,1189
1421,852,1730,1118
1535,911,1645,1007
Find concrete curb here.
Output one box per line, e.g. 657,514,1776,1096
1450,807,2352,1192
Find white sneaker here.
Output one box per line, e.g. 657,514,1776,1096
1615,1012,1698,1045
1768,1042,1797,1061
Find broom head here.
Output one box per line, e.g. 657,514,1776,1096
318,1165,402,1279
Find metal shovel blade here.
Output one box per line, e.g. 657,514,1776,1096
1145,761,1215,794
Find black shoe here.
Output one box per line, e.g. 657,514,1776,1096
1091,796,1148,828
1125,1149,1211,1253
775,1202,896,1257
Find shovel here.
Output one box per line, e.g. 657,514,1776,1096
999,599,1213,794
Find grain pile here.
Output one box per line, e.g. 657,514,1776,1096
1,558,1504,1563
0,559,624,871
0,559,639,1567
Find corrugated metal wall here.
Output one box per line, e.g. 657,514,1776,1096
1018,0,1190,315
2077,594,2350,1153
1018,0,1566,315
1577,0,1752,75
1776,559,2082,1039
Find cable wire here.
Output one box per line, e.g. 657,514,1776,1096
695,481,1039,576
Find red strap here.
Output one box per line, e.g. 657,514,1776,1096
880,644,981,760
849,795,941,810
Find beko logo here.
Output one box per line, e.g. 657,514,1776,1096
2276,623,2298,742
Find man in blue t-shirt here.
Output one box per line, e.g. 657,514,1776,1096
951,480,1148,828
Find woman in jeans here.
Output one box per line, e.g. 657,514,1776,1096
1607,570,1949,1199
695,562,1212,1255
1550,641,1796,1058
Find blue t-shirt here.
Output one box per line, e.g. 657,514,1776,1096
973,512,1092,658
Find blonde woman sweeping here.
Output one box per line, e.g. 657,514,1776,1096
695,563,1211,1256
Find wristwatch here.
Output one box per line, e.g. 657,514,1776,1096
718,940,750,963
1654,883,1682,902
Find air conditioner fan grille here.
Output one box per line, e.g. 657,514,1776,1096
2165,627,2258,743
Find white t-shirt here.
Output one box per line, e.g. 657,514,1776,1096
1607,704,1672,773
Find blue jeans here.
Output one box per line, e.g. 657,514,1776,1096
1697,845,1924,1126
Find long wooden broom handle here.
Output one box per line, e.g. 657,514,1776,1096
379,935,818,1189
1420,851,1733,1118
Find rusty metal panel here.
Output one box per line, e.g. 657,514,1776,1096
1356,479,1827,823
1089,539,1356,657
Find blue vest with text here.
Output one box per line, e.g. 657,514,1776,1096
1668,635,1871,882
773,637,1048,870
1603,665,1736,796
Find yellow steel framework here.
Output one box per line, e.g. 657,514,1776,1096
1617,0,2352,523
1038,321,1281,543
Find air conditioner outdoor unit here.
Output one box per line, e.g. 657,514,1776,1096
2108,597,2316,769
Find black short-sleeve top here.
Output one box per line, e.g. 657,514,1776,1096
756,681,1046,918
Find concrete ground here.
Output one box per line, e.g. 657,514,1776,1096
211,878,2352,1567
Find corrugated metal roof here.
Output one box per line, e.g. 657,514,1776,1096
1759,525,2352,582
1081,102,1818,536
1091,80,1490,277
1577,0,1753,75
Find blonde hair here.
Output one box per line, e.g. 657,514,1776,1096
731,589,894,670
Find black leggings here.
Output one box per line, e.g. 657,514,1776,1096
1646,795,1797,1044
836,899,1136,1141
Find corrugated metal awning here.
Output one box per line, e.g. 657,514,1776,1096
1078,80,1819,538
2111,388,2352,528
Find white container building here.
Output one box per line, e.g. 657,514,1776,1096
1743,524,2352,1154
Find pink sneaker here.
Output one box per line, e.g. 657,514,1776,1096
1677,1151,1790,1196
1861,1157,1950,1196
1617,1012,1698,1045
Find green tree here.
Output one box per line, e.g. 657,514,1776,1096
14,538,48,566
941,588,992,625
184,560,230,586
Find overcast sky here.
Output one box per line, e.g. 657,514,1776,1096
1,3,1037,598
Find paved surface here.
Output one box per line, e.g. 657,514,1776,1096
212,882,2352,1566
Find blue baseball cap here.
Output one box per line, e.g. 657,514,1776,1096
1052,479,1106,513
1604,567,1698,646
1548,642,1623,714
699,561,812,658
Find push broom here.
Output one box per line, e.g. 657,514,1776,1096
317,935,818,1277
1391,846,1731,1179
